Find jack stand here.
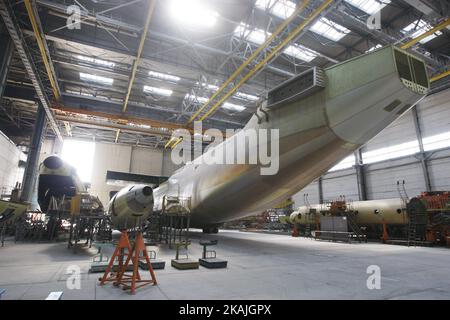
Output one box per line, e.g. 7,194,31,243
199,240,227,268
98,231,157,294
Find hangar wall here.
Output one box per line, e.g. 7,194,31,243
0,130,25,196
293,89,450,208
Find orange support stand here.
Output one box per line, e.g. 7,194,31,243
98,231,157,295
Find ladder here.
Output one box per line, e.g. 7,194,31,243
407,208,418,247
344,211,366,243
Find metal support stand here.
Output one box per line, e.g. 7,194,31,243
99,231,157,295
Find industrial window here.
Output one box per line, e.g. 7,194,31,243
423,131,450,152
329,154,356,172
362,140,420,164
61,139,95,183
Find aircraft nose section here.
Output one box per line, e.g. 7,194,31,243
135,185,153,205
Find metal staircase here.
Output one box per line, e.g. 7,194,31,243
344,211,366,243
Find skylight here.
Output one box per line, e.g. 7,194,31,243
402,19,443,44
223,102,246,112
362,140,420,164
197,82,220,91
255,0,296,19
284,44,319,62
77,55,115,68
366,44,382,52
143,86,173,96
310,17,350,41
80,73,113,85
234,23,319,62
185,94,209,104
235,92,259,101
344,0,390,15
149,71,181,82
234,23,268,45
170,0,218,27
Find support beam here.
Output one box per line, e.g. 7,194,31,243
318,177,324,204
355,149,367,201
411,105,432,192
400,18,450,49
0,31,13,99
0,0,62,141
430,70,450,82
116,0,156,143
20,103,46,203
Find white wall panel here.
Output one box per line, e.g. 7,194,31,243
417,89,450,139
293,180,319,208
0,131,25,195
90,143,132,207
428,149,450,191
362,109,417,152
365,159,425,199
130,147,163,176
322,170,359,201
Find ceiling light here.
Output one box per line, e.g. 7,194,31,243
80,72,114,85
143,86,173,96
223,102,245,112
77,55,115,68
149,71,181,82
234,92,259,101
170,0,218,27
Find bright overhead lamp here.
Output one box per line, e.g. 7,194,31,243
149,71,181,82
310,17,350,41
344,0,390,15
223,102,245,112
143,85,173,96
80,72,114,85
402,19,443,44
170,0,218,27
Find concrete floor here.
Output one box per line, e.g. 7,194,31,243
0,230,449,300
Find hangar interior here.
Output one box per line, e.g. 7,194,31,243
0,0,450,300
